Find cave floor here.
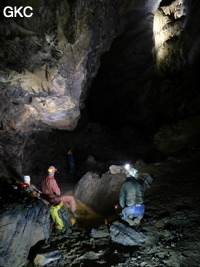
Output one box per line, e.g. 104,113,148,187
25,148,200,267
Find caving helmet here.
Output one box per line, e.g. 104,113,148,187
124,164,138,178
47,166,57,174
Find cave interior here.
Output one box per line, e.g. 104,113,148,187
0,0,200,266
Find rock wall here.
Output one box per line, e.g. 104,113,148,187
86,2,155,128
145,0,200,152
0,0,123,133
0,181,50,267
0,0,200,178
153,0,187,73
87,0,200,155
74,171,126,215
0,0,128,176
153,0,200,73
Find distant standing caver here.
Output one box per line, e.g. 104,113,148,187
68,150,75,178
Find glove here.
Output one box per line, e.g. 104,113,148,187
114,203,119,209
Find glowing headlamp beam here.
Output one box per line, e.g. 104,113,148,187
125,164,130,170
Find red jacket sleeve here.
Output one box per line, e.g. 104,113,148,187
47,178,61,196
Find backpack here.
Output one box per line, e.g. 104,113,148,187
50,202,72,234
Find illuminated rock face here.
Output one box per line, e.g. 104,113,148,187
0,0,164,134
153,0,187,73
0,0,123,132
152,0,200,74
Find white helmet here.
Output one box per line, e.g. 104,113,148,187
124,164,138,178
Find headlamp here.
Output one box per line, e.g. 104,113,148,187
125,164,130,170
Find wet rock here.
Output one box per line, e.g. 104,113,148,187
109,165,125,174
155,219,167,229
74,171,125,214
109,221,147,246
0,199,50,267
34,249,61,266
74,171,101,205
90,225,110,238
75,250,104,261
139,173,154,191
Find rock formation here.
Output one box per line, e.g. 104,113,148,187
0,0,200,265
0,0,200,177
74,171,125,214
0,180,50,267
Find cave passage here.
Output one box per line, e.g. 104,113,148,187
1,0,200,266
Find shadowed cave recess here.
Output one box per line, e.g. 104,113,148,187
0,0,200,266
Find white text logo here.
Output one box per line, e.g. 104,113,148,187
3,6,33,18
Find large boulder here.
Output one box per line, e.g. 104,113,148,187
109,221,147,246
74,171,126,215
0,181,50,267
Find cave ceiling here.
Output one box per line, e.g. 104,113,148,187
0,0,200,177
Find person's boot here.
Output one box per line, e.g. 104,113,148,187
120,214,134,226
129,215,143,226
